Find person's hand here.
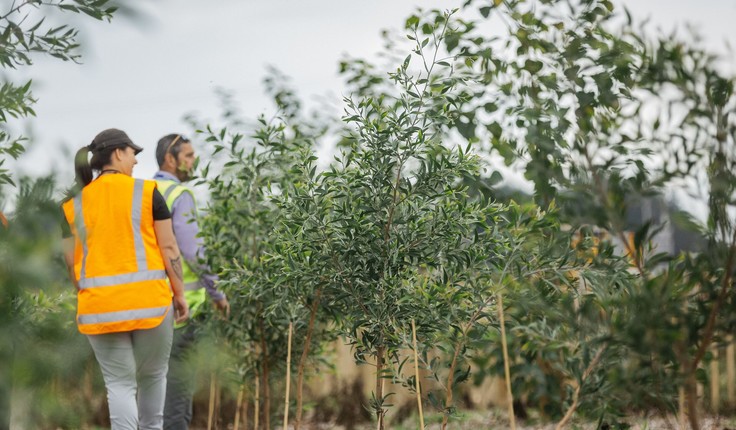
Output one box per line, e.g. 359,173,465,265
173,295,189,324
214,297,230,318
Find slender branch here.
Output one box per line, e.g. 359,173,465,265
555,344,607,430
690,226,736,372
383,157,405,242
0,0,27,21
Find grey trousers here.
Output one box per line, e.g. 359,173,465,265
163,322,197,430
87,309,174,430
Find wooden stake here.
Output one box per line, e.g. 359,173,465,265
284,322,293,430
677,300,688,430
208,372,217,430
234,384,245,430
255,372,261,430
412,319,425,429
216,379,222,430
259,321,272,430
727,338,735,406
711,346,720,413
497,293,517,430
263,349,272,430
243,386,250,430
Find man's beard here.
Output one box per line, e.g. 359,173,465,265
177,166,191,182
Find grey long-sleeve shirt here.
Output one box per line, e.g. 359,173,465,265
153,171,224,302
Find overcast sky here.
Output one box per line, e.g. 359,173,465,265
5,0,736,198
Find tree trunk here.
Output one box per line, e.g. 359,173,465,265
685,369,700,430
295,288,322,430
728,338,735,406
710,346,720,413
283,322,293,430
261,332,271,430
375,345,386,430
441,340,462,430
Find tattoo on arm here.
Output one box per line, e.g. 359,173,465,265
170,256,184,282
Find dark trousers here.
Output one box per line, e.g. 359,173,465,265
163,323,197,430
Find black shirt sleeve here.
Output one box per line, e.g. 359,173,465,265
61,189,171,238
152,188,171,220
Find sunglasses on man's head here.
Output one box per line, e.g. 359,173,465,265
166,135,188,154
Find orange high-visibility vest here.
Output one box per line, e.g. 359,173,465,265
62,174,172,335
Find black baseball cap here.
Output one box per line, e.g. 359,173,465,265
89,128,143,155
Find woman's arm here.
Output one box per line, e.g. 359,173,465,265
62,237,80,291
154,219,189,324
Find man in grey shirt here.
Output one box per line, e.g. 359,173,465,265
154,133,229,430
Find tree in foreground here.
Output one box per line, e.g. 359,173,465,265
0,1,121,427
407,1,736,428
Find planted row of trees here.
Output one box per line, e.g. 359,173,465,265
194,1,735,429
1,0,734,428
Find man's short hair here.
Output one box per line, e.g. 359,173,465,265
156,134,191,167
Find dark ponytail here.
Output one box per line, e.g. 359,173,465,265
66,130,126,201
74,146,93,188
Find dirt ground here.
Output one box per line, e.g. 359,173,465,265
192,410,736,430
370,411,736,430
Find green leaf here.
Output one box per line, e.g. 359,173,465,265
524,59,543,74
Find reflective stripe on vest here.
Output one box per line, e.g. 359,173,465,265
155,180,201,289
79,270,167,290
78,305,170,325
131,180,148,271
155,179,208,326
73,194,89,279
62,176,172,335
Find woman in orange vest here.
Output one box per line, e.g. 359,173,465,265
62,128,189,429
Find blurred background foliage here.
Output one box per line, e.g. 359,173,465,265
1,0,735,429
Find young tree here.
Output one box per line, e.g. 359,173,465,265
0,2,121,427
196,75,337,429
409,1,735,427
270,11,518,429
